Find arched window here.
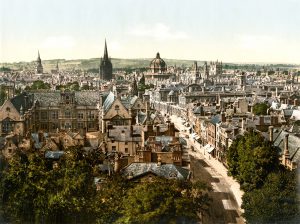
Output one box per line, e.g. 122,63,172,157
115,105,120,111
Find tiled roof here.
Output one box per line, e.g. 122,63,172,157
122,162,190,180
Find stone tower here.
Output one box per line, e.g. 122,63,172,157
36,51,43,74
99,40,113,81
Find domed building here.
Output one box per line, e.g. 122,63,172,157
150,52,167,73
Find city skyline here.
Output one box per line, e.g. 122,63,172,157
1,0,300,63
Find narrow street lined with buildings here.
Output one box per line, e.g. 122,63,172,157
171,115,245,224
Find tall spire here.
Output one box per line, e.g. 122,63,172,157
104,39,108,60
37,50,41,63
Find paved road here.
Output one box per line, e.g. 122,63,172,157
170,115,245,224
190,155,244,224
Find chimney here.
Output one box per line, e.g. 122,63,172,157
269,126,274,142
114,155,121,173
225,137,229,150
157,154,162,166
294,99,298,106
241,118,245,130
284,134,289,157
221,112,226,123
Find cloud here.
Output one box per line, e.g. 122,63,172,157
41,35,76,49
129,23,188,41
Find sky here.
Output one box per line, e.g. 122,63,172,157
1,0,300,63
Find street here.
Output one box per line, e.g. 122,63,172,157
171,115,245,224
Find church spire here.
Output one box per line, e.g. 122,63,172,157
104,39,108,60
37,50,41,63
36,50,43,74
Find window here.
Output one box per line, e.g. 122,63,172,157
65,111,71,118
125,141,128,145
51,111,58,119
41,111,48,120
35,112,39,120
112,146,116,152
125,148,128,153
88,122,94,128
78,113,84,119
77,123,84,129
115,105,120,111
2,120,12,133
41,123,48,130
6,107,10,112
88,113,95,119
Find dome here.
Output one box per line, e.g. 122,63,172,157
150,52,167,73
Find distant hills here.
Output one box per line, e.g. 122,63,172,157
1,58,299,72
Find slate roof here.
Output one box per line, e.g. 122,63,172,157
136,111,147,124
210,115,221,125
45,151,64,159
103,91,115,112
31,133,48,149
33,92,61,107
273,129,300,164
33,91,100,107
10,92,33,112
75,91,100,105
122,162,190,180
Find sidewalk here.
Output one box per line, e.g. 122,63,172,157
170,115,244,209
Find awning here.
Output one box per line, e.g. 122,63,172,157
204,144,215,153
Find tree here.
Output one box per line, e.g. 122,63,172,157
227,131,279,191
25,80,51,90
242,170,299,223
252,102,269,116
117,178,211,224
0,87,7,105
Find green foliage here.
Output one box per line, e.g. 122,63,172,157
227,131,279,191
81,84,90,90
0,67,11,72
56,81,80,91
0,88,7,105
138,83,154,92
242,171,299,223
0,148,97,224
227,131,299,223
252,102,269,115
25,80,51,90
0,148,211,224
118,178,211,224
